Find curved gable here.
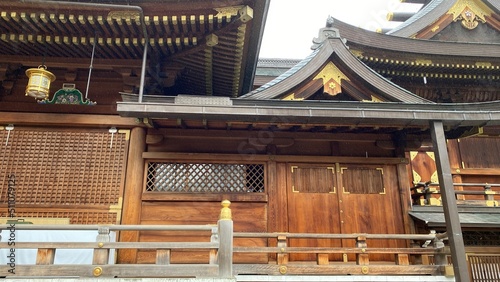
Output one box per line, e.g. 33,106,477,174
240,37,431,104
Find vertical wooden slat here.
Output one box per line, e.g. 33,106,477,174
396,254,410,265
317,253,329,265
155,249,171,265
36,248,56,265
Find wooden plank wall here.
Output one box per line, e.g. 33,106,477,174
138,201,267,264
139,128,411,264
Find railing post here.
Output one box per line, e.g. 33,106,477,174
356,236,369,265
209,226,218,264
93,226,111,265
277,235,288,265
217,200,233,278
36,248,56,265
156,249,171,265
433,236,447,266
484,185,497,206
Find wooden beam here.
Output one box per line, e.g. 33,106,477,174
430,121,470,282
142,152,408,165
0,112,141,127
0,55,142,70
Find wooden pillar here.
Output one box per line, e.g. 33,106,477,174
430,121,470,281
117,127,146,263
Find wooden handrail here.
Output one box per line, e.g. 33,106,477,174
411,181,499,206
413,182,500,187
234,232,440,241
0,224,216,231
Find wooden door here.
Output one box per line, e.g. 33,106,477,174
287,165,341,261
339,164,405,261
287,163,405,262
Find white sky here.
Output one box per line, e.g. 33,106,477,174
259,0,423,59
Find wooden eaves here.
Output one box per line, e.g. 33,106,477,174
117,97,500,130
0,0,269,97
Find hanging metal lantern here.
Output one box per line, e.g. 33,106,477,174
25,65,56,100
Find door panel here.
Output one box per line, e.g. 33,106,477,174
340,165,405,261
287,165,341,261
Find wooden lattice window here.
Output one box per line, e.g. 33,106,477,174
145,162,265,193
463,231,500,246
0,127,128,224
342,167,385,194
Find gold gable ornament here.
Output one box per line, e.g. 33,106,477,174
25,65,56,100
460,9,480,29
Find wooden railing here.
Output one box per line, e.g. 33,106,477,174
0,200,454,278
0,200,234,278
0,224,233,278
411,181,500,206
232,232,451,276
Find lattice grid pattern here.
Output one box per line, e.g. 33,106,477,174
0,128,127,206
464,231,500,246
146,162,265,193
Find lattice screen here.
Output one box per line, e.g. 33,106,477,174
0,127,128,224
464,231,500,246
146,162,265,193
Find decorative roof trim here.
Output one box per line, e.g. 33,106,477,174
333,18,500,57
241,37,432,104
388,0,453,37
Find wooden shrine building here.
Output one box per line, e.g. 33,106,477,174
0,0,500,281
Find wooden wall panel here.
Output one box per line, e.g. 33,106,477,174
458,137,500,168
139,201,267,264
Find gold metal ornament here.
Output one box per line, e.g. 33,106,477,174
219,200,232,220
25,65,56,100
93,266,103,277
